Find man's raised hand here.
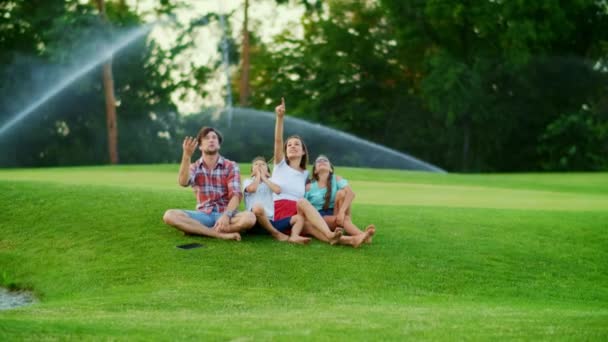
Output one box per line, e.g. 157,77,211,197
182,136,198,157
275,97,285,117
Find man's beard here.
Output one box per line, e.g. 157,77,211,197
204,148,219,155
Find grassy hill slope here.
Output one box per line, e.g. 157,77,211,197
0,166,606,340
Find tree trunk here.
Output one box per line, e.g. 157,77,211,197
239,0,250,107
95,0,119,164
102,62,119,164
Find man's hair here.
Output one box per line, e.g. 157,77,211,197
196,127,223,145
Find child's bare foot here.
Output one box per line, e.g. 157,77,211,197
329,228,344,245
351,233,367,248
364,225,376,244
274,232,289,242
219,232,241,241
287,235,311,245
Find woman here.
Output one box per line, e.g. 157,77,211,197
243,156,309,244
270,98,371,247
305,154,375,243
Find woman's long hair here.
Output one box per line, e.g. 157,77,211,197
283,135,309,170
312,155,335,210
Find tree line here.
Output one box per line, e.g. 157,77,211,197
0,0,606,172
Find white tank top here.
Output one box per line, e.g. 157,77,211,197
271,159,309,202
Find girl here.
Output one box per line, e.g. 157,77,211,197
271,98,372,247
306,154,375,243
243,156,309,244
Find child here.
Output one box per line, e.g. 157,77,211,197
305,154,375,244
243,156,310,244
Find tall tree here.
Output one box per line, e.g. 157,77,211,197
95,0,119,164
237,0,322,107
240,0,608,171
0,0,184,167
239,0,251,106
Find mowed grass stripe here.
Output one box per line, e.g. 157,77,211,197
2,303,607,340
337,167,608,195
1,165,608,195
2,166,607,212
353,181,608,211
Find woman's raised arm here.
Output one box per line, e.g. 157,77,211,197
273,97,285,164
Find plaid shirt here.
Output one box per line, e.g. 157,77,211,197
188,156,242,214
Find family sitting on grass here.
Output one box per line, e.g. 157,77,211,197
162,98,375,247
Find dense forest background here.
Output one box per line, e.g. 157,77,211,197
1,0,607,172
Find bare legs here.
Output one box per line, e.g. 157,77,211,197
252,205,287,241
302,222,372,248
162,197,374,246
296,199,343,244
215,211,257,233
286,215,311,244
323,190,376,243
252,204,310,244
162,209,245,241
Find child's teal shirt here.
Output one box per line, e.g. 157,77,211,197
305,175,348,210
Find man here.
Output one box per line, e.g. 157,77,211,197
163,127,256,241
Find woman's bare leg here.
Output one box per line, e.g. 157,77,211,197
296,199,342,244
302,222,332,242
302,222,371,248
324,214,375,243
333,189,353,221
333,190,349,214
323,215,337,231
342,216,375,243
334,190,374,243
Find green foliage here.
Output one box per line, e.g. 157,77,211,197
233,0,608,172
538,111,608,170
1,0,608,172
0,0,183,167
245,1,430,163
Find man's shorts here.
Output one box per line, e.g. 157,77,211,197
183,209,223,228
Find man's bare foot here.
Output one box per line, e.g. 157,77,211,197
287,235,311,245
364,225,376,244
219,232,241,241
329,228,344,245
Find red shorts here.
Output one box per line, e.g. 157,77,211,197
274,199,297,221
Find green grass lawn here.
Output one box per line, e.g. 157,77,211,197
0,165,607,340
